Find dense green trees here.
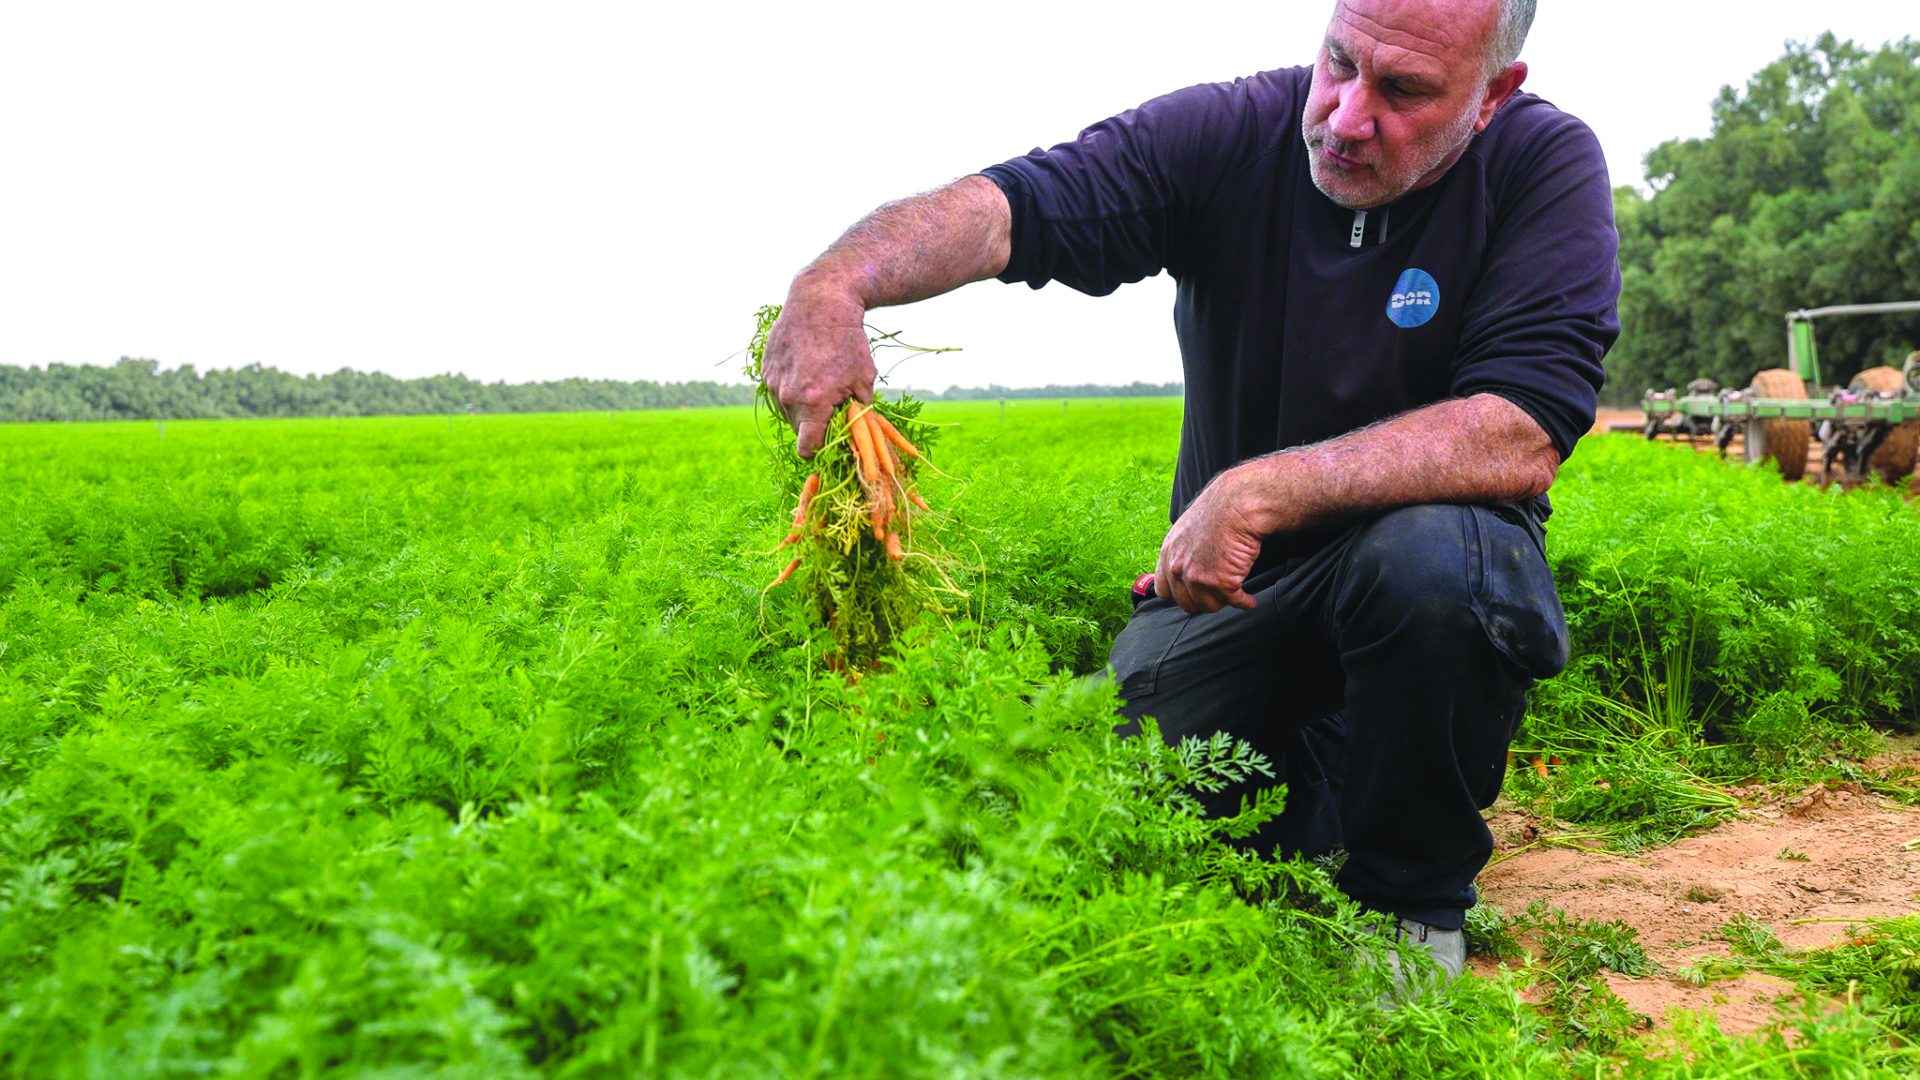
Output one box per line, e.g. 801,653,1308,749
0,360,1182,423
1609,35,1920,402
0,359,757,421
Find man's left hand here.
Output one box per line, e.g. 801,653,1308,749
1154,469,1268,614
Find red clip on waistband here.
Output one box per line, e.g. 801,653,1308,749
1131,572,1156,599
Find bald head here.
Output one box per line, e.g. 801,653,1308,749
1303,0,1533,208
1328,0,1533,78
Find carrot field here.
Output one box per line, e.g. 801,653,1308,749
3,403,1918,1077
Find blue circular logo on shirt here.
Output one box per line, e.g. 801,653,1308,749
1386,268,1440,329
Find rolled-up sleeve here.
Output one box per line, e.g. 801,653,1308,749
1449,114,1620,460
980,76,1292,297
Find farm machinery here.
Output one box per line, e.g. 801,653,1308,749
1638,301,1920,484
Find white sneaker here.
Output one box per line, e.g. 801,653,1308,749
1356,917,1466,1004
1386,918,1466,979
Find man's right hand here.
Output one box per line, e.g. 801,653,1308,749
1154,468,1267,614
759,176,1013,457
761,286,877,459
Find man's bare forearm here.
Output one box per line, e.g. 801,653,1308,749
763,176,1012,456
1154,393,1561,612
788,175,1012,311
1222,394,1562,536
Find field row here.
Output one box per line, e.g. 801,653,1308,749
1,405,1915,1075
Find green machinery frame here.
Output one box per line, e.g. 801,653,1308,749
1639,300,1920,481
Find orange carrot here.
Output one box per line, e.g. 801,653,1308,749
885,531,904,561
868,411,923,460
858,410,897,482
908,490,930,512
871,423,898,482
1531,757,1549,779
793,473,821,526
847,407,882,485
778,473,823,548
769,555,801,587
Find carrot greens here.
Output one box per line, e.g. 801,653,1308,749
745,304,967,671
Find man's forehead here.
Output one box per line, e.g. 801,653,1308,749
1325,0,1493,75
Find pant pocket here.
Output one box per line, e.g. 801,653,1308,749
1464,505,1570,681
1107,598,1194,706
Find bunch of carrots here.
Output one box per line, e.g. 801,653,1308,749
746,305,964,670
769,403,932,585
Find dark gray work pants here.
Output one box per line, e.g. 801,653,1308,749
1109,503,1570,929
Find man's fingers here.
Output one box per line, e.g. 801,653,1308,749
793,417,828,460
1158,565,1254,615
758,301,877,458
1165,569,1214,615
1168,577,1195,613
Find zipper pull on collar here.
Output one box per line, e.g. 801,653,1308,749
1348,209,1367,249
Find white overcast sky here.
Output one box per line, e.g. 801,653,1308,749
1,2,1912,392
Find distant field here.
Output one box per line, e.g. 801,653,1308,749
2,405,1917,1075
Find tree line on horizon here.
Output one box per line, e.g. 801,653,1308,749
0,359,1184,423
0,360,756,422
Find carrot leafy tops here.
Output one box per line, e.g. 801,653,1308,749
745,305,967,672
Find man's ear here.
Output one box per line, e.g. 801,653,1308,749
1476,61,1527,131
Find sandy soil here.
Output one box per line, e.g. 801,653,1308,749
1472,756,1920,1035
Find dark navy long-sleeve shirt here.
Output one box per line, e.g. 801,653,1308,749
980,66,1620,564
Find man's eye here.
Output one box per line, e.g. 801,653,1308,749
1327,53,1354,73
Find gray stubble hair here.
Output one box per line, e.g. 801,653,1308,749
1485,0,1536,75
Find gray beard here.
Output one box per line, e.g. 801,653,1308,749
1303,102,1481,210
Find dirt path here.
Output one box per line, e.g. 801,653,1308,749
1473,772,1920,1035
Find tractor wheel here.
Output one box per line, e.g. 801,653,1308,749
1745,368,1809,481
1850,365,1918,483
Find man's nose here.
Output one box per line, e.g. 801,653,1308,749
1327,86,1377,143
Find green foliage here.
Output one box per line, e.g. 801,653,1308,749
1518,902,1657,982
1464,902,1528,962
743,305,969,670
0,358,1183,423
1544,750,1738,852
1608,34,1920,402
929,399,1176,674
0,406,1374,1077
1516,435,1919,846
1543,976,1651,1054
1720,913,1789,963
1549,436,1917,740
2,408,1919,1073
0,357,758,420
1695,916,1920,1034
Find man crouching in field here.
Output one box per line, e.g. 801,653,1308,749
760,0,1619,982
